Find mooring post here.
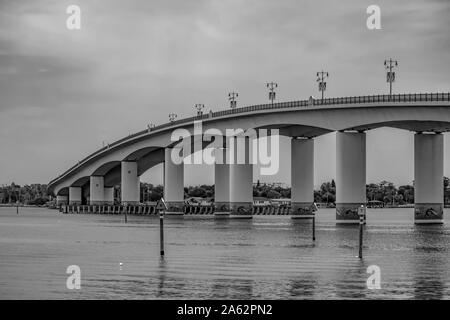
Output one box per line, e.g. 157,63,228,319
159,210,164,256
312,216,316,241
124,205,128,223
358,205,365,259
156,199,167,256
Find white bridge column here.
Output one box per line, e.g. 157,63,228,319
336,131,366,224
291,138,315,218
121,161,140,205
69,187,82,205
90,176,105,205
229,137,253,218
56,195,68,206
104,187,114,205
214,148,230,218
414,133,444,224
164,147,184,216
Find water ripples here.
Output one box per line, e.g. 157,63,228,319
0,207,449,299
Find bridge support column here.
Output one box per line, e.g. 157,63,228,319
336,131,366,224
164,147,184,216
121,161,140,205
69,187,82,205
291,138,315,218
229,137,253,218
214,148,230,218
90,176,105,205
104,187,114,205
56,195,68,206
414,133,444,224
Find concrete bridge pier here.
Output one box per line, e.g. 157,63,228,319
104,186,114,205
336,131,366,224
69,187,82,205
414,133,444,224
214,148,230,218
56,195,68,206
121,161,140,205
90,176,105,205
291,137,315,218
229,137,253,218
164,147,185,216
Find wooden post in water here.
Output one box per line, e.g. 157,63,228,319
159,210,164,256
156,199,167,256
358,205,365,259
312,216,315,241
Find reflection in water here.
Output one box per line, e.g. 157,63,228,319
0,207,449,299
334,224,360,251
211,279,254,300
288,274,318,298
412,225,447,299
157,257,167,298
332,261,368,299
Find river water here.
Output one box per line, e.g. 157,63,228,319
0,207,449,299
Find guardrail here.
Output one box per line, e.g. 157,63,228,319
49,92,450,186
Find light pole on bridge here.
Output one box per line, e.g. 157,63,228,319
194,104,205,116
147,123,155,132
266,82,278,105
169,113,177,122
228,92,238,109
384,58,398,98
316,71,329,100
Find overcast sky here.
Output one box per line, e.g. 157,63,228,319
0,0,449,187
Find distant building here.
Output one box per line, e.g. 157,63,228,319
253,197,271,206
270,198,291,207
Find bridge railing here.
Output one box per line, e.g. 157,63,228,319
49,92,450,186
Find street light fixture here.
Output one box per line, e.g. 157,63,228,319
147,123,155,132
266,82,278,105
316,71,329,100
228,92,238,109
195,104,205,116
384,58,398,97
169,113,177,122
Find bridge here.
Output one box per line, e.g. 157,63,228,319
47,93,450,224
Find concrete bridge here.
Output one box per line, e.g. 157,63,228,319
47,93,450,224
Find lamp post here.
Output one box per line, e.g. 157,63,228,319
266,82,278,105
384,58,398,97
195,104,205,116
169,113,177,122
228,92,238,109
358,205,366,259
316,71,329,100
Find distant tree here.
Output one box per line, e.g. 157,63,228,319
189,187,206,197
266,190,281,199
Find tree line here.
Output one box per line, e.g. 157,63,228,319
0,183,49,205
1,178,450,206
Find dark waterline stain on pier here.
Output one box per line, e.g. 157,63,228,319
0,207,449,299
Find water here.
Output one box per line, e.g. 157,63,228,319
0,207,449,299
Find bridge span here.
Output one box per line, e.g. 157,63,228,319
48,93,450,224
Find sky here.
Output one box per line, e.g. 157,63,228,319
0,0,449,188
